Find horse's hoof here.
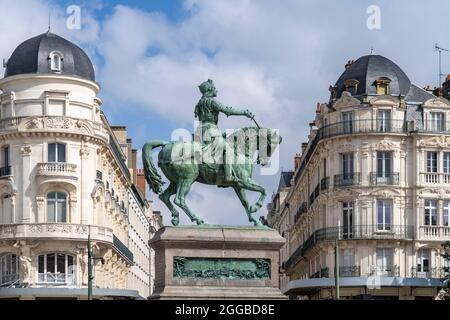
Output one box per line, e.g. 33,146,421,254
171,217,180,226
195,219,204,225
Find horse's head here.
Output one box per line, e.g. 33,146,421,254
257,128,282,166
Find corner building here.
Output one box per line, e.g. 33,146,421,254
268,55,450,300
0,32,162,299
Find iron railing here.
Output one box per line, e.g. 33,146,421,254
285,245,304,270
113,234,133,263
422,120,450,133
411,267,448,279
0,166,11,178
302,225,414,254
310,267,329,279
334,173,361,188
339,265,361,277
370,265,400,277
109,136,131,179
294,119,407,184
294,202,307,223
369,172,399,185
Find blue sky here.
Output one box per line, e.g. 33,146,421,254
1,0,450,225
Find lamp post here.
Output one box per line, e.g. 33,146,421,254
334,238,340,300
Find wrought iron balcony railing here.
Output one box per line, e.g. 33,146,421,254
113,234,133,263
302,225,413,255
369,172,399,186
370,265,400,277
0,166,11,178
334,173,361,188
339,265,361,277
294,202,307,223
310,267,329,279
411,267,448,279
294,119,406,184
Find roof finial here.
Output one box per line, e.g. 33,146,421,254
370,46,374,55
48,9,51,33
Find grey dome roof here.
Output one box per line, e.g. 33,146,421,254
334,55,411,99
4,32,95,81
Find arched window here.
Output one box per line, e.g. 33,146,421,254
0,253,19,286
37,253,75,284
49,51,63,73
47,192,67,223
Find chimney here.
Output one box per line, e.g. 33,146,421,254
442,75,450,100
301,142,308,154
294,154,301,170
316,102,321,114
136,169,147,199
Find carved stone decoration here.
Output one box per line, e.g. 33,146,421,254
375,139,397,151
419,135,450,149
173,257,271,280
20,145,32,157
46,117,72,130
24,118,43,130
13,240,39,285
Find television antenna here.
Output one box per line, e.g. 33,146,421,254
434,43,449,88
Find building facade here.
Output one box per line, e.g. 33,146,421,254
0,32,162,299
268,55,450,300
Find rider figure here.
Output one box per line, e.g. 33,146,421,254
194,79,254,184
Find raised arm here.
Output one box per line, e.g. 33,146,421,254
213,100,254,118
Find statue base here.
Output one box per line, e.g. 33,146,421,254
149,225,287,300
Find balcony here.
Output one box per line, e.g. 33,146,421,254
422,120,450,133
0,166,11,178
302,225,413,255
411,267,448,279
421,172,450,185
294,119,406,184
37,162,77,181
370,265,400,277
418,225,450,241
37,273,75,285
334,173,361,188
113,234,133,264
294,202,307,224
0,223,113,243
369,172,399,186
310,267,329,279
339,265,361,277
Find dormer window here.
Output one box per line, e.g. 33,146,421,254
49,51,63,73
375,77,391,95
344,79,359,96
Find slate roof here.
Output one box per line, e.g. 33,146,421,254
4,32,95,81
277,171,293,192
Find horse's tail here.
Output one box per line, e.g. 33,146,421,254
142,140,169,194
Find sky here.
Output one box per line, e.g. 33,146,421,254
0,0,449,226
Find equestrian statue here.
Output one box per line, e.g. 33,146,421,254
142,79,282,227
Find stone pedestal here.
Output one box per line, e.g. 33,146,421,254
149,225,287,300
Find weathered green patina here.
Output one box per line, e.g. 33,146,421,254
173,257,271,280
142,79,282,227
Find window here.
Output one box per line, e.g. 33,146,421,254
376,248,393,275
417,249,430,274
342,202,353,239
444,201,449,227
377,151,392,183
49,51,63,72
377,200,392,231
341,153,354,180
427,152,438,173
38,253,74,284
444,152,450,173
0,254,19,286
424,200,438,226
47,192,67,223
2,146,9,167
341,111,354,134
339,248,355,267
344,79,359,96
48,143,66,163
429,112,444,131
375,77,391,95
377,110,391,132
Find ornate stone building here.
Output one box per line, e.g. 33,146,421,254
0,32,162,299
268,55,450,300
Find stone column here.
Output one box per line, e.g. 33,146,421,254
20,146,32,223
80,144,90,224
